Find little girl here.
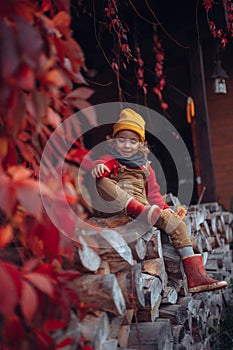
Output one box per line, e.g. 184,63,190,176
92,108,227,293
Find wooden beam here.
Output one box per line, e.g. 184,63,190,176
189,43,217,202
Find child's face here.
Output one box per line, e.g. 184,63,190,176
114,130,141,158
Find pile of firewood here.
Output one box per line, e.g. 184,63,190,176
54,196,233,350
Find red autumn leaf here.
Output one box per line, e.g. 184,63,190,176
15,179,43,221
68,99,97,127
39,221,60,258
8,164,32,181
0,262,19,317
44,69,67,87
58,233,75,259
2,138,18,168
49,200,76,241
32,90,49,121
15,1,38,24
63,181,78,204
55,337,73,349
16,140,35,164
58,0,70,12
3,315,25,347
52,36,65,65
161,102,168,110
16,16,43,63
41,0,52,12
22,258,41,273
1,261,22,297
0,173,17,217
43,319,67,331
53,11,71,35
35,329,54,348
83,346,94,350
60,38,85,73
0,137,8,163
66,87,94,100
63,57,87,84
7,89,26,139
20,280,38,322
46,107,62,128
0,20,19,80
0,224,13,249
24,272,54,296
12,64,35,91
57,270,81,282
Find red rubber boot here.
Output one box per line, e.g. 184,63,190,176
126,197,161,226
182,254,228,293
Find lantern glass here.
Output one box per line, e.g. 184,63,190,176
214,77,227,94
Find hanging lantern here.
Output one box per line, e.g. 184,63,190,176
211,60,228,94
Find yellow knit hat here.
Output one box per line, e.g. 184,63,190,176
112,108,145,142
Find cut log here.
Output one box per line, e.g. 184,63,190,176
142,258,167,289
74,235,101,272
127,319,173,350
98,229,134,273
145,229,163,260
108,315,124,339
141,273,162,309
159,304,188,325
122,309,134,325
96,260,110,275
179,333,194,349
53,312,81,350
162,243,182,275
162,286,178,304
118,325,131,348
136,295,162,322
73,274,126,316
172,325,186,348
116,264,145,308
102,339,118,350
80,312,110,350
128,237,147,261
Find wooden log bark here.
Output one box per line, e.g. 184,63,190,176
116,264,145,308
162,243,182,276
53,312,81,350
102,339,118,350
80,312,110,350
96,260,111,275
74,235,101,272
118,325,131,348
141,273,162,309
108,315,124,339
162,286,178,304
122,309,134,325
97,229,134,273
128,237,147,261
144,229,163,260
172,325,186,348
127,319,173,350
73,274,126,316
159,304,188,325
136,295,162,322
142,258,167,289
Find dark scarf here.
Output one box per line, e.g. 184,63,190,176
108,148,146,168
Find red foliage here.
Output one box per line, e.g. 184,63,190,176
152,32,168,111
203,0,233,48
0,0,95,349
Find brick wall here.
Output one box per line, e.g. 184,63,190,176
204,47,233,211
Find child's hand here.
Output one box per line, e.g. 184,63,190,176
92,163,110,178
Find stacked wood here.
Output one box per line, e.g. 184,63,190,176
52,198,233,349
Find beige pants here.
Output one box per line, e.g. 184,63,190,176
95,177,192,249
